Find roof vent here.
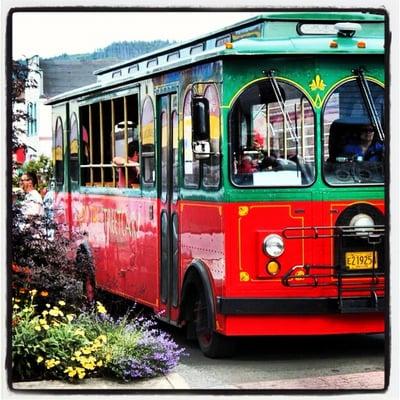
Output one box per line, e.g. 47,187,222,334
334,22,362,38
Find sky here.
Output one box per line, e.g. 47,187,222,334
12,11,260,59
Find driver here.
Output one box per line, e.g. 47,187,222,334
343,124,384,161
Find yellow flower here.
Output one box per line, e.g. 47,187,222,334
45,359,60,369
96,360,103,367
13,304,20,310
37,356,44,363
30,289,37,297
96,302,107,314
43,324,50,330
14,298,21,303
74,328,85,337
66,314,75,322
49,307,64,317
74,350,82,358
76,367,86,379
46,304,51,308
34,325,41,331
39,318,47,325
58,300,66,306
64,366,77,377
82,347,92,355
42,310,49,316
40,291,49,297
97,335,107,343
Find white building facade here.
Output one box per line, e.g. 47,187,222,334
24,55,52,160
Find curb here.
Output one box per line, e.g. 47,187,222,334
11,371,384,391
12,372,190,390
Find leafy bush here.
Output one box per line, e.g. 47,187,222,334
11,199,85,307
12,292,185,383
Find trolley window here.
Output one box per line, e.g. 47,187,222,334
322,79,384,185
230,79,315,187
183,89,200,188
70,113,79,183
79,94,140,188
54,117,64,185
141,96,156,185
202,84,221,188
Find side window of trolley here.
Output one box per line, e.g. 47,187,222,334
183,89,200,188
79,93,140,188
69,112,79,183
202,84,221,188
54,117,64,186
230,78,315,187
322,79,384,186
141,96,156,186
183,84,221,189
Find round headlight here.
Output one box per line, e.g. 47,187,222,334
349,213,374,235
263,234,284,257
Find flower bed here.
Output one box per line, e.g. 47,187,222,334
12,290,185,383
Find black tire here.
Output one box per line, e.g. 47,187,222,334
76,245,96,303
194,286,235,358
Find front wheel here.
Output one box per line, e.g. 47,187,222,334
194,288,235,358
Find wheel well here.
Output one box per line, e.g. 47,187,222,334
179,261,215,330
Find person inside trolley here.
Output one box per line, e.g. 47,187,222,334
343,123,384,162
112,141,140,188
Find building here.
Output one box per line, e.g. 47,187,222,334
20,56,119,160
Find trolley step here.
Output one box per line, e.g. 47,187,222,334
339,296,385,313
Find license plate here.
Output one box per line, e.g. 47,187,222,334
345,251,378,270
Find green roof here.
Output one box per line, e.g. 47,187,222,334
47,11,385,105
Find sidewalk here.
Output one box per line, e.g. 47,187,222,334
236,371,385,390
12,370,384,391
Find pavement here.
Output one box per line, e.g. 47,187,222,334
11,370,385,391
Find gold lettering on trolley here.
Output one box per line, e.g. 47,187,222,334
75,205,139,239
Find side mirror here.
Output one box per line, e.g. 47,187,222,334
192,98,209,141
192,97,212,159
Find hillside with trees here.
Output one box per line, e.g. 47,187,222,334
39,40,176,98
43,40,175,62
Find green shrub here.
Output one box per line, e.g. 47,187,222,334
12,293,185,383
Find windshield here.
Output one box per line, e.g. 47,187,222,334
323,80,384,185
230,79,315,187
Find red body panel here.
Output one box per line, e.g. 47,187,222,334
57,192,385,336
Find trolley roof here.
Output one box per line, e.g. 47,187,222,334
47,11,385,105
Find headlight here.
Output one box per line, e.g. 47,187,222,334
263,234,284,257
349,213,374,235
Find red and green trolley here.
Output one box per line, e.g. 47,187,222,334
48,11,387,357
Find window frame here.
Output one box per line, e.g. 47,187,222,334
228,77,317,189
78,92,140,189
321,77,385,187
141,95,156,188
